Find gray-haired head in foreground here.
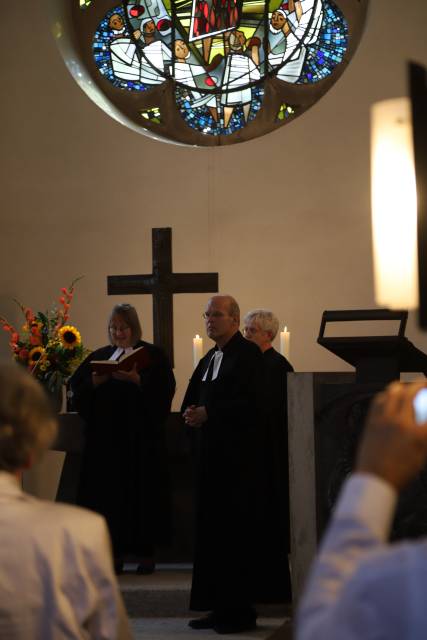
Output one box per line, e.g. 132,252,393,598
0,363,57,472
243,309,280,340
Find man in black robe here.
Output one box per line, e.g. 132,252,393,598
182,295,264,634
243,309,294,602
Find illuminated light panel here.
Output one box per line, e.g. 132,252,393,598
371,97,419,310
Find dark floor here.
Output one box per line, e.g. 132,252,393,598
120,565,293,639
130,616,292,639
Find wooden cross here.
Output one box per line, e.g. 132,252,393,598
107,228,219,366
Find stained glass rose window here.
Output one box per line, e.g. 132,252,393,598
48,0,368,145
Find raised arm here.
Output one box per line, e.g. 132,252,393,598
296,381,427,640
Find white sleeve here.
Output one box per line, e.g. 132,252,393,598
160,42,172,62
83,518,134,640
248,59,261,81
296,473,397,640
110,39,139,66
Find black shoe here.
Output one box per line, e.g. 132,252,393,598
213,618,257,634
189,613,216,629
213,609,257,635
136,560,155,575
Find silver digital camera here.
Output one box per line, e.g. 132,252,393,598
413,388,427,424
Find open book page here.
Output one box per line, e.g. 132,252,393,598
90,346,150,374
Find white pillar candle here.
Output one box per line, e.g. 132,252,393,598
193,334,203,369
280,326,290,359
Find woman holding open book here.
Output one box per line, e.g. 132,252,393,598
70,303,176,574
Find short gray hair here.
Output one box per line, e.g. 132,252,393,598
0,363,57,472
243,309,279,340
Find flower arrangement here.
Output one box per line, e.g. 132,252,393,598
0,278,89,396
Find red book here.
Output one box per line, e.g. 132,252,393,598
90,346,150,374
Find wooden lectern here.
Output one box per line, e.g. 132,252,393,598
288,309,427,603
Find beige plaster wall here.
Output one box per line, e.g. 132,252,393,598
2,0,427,420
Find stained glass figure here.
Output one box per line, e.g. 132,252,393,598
269,0,325,83
49,0,369,145
93,6,147,90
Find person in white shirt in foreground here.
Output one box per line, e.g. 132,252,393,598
0,362,132,640
296,380,427,640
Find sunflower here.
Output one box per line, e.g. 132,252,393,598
28,346,45,366
58,325,81,349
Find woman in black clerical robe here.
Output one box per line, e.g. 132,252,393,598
70,303,176,574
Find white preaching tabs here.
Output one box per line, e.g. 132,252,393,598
110,346,134,361
202,350,223,381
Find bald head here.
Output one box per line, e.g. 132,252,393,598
204,295,240,347
209,295,240,320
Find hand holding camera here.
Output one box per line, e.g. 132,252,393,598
356,381,427,491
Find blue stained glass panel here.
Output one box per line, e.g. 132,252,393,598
297,3,348,84
175,85,264,136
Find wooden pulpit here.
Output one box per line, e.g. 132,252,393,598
289,309,427,603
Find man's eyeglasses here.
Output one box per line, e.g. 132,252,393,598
202,312,229,319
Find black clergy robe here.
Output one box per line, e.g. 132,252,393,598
70,340,175,559
182,331,265,612
254,347,294,602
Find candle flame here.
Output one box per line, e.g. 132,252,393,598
284,326,287,332
195,334,200,339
